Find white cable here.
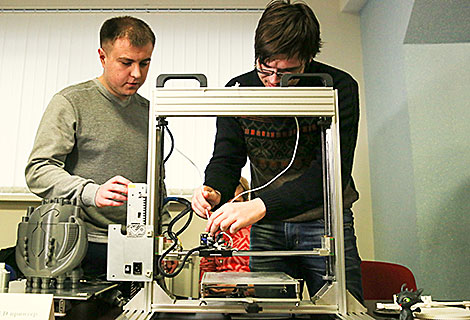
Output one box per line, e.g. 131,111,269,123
174,146,203,183
219,231,234,248
164,128,203,184
230,117,300,203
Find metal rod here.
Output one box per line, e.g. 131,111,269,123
154,118,167,237
233,250,328,257
165,249,331,258
319,118,334,279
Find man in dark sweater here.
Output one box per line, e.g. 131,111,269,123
192,0,363,301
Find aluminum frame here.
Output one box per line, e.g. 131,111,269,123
117,86,370,319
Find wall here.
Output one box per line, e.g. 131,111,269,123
360,0,418,276
0,11,259,192
0,199,40,249
304,0,374,261
361,0,470,299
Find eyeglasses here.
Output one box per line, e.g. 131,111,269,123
255,62,304,78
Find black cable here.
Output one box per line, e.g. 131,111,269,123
163,197,193,237
157,197,199,278
169,207,192,238
157,244,205,278
164,125,174,163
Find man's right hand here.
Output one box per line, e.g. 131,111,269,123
95,175,132,208
191,185,221,219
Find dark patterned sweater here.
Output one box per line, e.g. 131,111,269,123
204,60,360,221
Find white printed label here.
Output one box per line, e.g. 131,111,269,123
0,293,54,320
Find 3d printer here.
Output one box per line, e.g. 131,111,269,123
106,73,372,319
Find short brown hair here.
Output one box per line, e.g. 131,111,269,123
100,16,155,50
255,0,322,64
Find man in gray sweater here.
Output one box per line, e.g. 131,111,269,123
25,16,156,279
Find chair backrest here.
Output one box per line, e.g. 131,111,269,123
361,260,417,300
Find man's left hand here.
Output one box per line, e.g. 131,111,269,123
95,175,131,207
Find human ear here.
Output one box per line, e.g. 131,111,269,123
98,48,107,67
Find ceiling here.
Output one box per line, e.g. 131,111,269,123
1,0,368,13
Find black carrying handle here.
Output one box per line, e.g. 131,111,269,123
280,73,333,87
156,74,208,88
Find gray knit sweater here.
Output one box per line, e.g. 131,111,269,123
25,78,150,243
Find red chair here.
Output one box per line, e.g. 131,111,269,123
361,260,417,300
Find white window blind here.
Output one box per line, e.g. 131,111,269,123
0,11,259,194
